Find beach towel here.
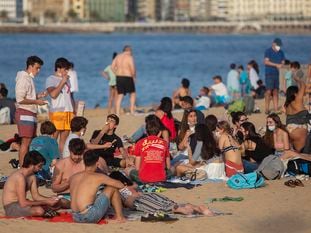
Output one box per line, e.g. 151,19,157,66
0,212,108,224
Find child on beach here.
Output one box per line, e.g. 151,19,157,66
210,75,230,105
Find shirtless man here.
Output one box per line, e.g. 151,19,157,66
111,45,136,115
70,150,126,223
52,138,107,208
2,151,59,217
51,138,86,208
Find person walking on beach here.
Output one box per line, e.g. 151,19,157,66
15,56,47,167
102,52,118,114
46,57,74,155
264,38,285,114
111,45,136,116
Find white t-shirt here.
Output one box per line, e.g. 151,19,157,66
195,96,211,109
46,75,74,113
249,68,259,89
68,70,79,93
62,133,80,158
211,82,228,96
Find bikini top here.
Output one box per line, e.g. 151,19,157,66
221,135,239,154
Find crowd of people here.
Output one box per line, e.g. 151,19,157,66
1,38,311,223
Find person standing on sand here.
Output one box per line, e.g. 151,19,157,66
70,150,126,223
102,52,118,114
264,38,285,114
111,45,136,116
46,57,75,154
15,56,47,167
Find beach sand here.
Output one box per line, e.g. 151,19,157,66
0,98,310,233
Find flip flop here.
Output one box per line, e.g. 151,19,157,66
294,179,304,187
284,180,296,188
141,213,178,222
9,159,19,169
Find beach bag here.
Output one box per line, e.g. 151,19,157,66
227,172,265,189
227,100,245,114
256,155,285,180
0,107,10,124
287,159,311,176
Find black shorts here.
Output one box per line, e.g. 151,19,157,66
116,76,135,95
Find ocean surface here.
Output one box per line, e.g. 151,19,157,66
0,33,310,108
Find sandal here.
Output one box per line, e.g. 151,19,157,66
43,209,59,218
9,159,19,169
141,213,178,222
284,180,296,188
294,179,304,187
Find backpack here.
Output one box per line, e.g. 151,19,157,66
227,172,265,189
227,100,245,114
256,155,285,180
243,96,255,115
286,159,311,176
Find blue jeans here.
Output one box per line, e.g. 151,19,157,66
72,192,110,223
242,160,259,174
130,124,146,142
170,154,188,166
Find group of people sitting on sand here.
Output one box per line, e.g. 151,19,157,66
3,73,311,223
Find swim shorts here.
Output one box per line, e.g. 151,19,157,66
49,112,74,131
4,202,32,217
15,108,37,138
116,76,135,95
265,75,279,90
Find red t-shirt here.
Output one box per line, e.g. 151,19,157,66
161,113,176,140
134,135,169,183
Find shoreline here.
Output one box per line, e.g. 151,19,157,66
0,22,311,34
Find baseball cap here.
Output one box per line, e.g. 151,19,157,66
273,38,282,46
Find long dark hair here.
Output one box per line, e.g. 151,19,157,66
195,124,220,160
241,122,261,141
158,97,173,119
263,113,289,148
177,109,196,144
284,86,299,107
231,111,246,125
248,60,259,74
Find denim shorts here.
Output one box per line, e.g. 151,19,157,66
72,192,110,223
265,75,279,90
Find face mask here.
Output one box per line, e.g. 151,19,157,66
80,131,85,136
189,126,195,133
268,125,276,132
275,45,281,51
215,131,220,138
29,72,34,78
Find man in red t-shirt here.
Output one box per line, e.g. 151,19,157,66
130,115,171,183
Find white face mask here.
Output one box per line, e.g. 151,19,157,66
268,125,276,132
80,131,85,136
275,45,281,51
215,131,221,138
189,125,195,133
29,72,34,78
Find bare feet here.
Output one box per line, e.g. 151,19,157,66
198,205,215,216
109,216,127,223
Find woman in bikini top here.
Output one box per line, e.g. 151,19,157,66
216,121,243,166
284,77,310,152
263,113,290,156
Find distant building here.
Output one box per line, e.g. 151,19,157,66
86,0,125,22
25,0,70,23
70,0,85,19
0,0,23,20
189,0,208,21
136,0,156,22
174,0,190,21
207,0,311,22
